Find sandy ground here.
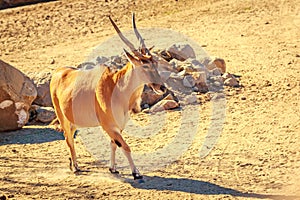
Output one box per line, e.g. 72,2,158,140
0,0,300,199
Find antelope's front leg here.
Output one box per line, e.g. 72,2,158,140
122,149,143,180
109,141,119,174
119,141,143,180
108,131,143,180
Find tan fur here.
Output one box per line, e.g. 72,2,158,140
50,15,165,178
50,59,162,173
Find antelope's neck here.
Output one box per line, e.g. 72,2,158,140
112,63,143,111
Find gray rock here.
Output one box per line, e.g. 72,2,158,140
183,75,196,88
211,68,222,76
166,43,196,61
34,106,56,123
159,71,172,82
96,56,109,64
184,94,198,104
29,72,53,107
224,77,239,87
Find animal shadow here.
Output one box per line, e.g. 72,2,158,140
125,175,299,200
0,127,64,145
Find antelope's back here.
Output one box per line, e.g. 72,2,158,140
50,65,107,127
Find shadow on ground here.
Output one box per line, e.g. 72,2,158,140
0,127,64,145
126,175,300,200
0,0,57,10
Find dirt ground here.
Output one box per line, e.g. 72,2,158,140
0,0,300,199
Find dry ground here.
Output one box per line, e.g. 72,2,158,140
0,0,300,199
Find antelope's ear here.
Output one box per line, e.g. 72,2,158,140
123,48,141,67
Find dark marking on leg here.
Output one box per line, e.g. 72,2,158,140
114,139,122,147
69,157,73,171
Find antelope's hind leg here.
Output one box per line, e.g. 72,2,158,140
56,111,80,172
51,85,80,173
64,123,80,172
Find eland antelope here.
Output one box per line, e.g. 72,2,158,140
50,14,165,180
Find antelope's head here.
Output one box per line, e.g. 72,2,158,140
109,13,166,95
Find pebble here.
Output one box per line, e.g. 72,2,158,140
50,58,55,64
224,77,239,87
183,75,196,88
184,94,198,104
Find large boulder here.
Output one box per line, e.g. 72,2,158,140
0,60,37,131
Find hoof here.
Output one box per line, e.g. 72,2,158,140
132,172,143,180
109,168,119,174
74,168,82,173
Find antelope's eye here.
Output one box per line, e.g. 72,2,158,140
142,65,150,69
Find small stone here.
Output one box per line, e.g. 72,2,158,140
142,104,150,109
192,71,207,84
213,81,221,87
77,62,96,69
159,71,171,82
111,56,122,64
183,75,196,88
166,43,196,61
196,83,209,93
177,70,187,77
181,63,195,73
149,100,179,112
210,75,223,83
192,86,199,92
211,68,222,76
169,72,182,79
184,94,198,104
141,86,178,108
96,56,109,64
50,58,55,64
222,72,234,80
224,77,239,87
34,106,56,123
205,57,226,74
241,96,246,100
141,86,164,106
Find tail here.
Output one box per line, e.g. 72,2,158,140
49,117,59,125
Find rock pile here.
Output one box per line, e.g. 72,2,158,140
86,43,240,111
